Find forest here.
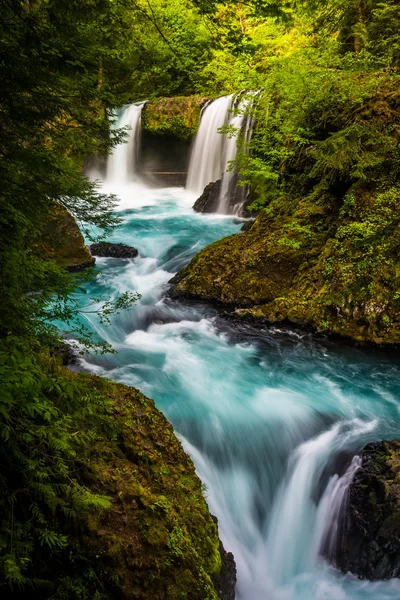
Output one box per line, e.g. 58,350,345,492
0,0,399,598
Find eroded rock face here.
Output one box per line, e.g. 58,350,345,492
90,242,138,259
193,180,222,213
213,542,237,600
142,95,209,141
336,441,400,579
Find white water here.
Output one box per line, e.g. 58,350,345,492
217,91,259,214
106,102,145,184
186,94,233,195
76,122,400,599
186,92,258,214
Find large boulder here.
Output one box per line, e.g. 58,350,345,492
336,441,400,579
193,176,251,216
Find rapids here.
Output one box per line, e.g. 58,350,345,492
80,105,400,598
74,182,400,600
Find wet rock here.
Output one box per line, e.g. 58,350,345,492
211,516,237,600
337,441,400,579
193,179,222,213
214,544,236,600
90,242,138,259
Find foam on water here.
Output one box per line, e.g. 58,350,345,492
73,181,400,600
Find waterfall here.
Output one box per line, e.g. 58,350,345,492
265,419,375,587
217,91,259,215
186,92,258,214
186,95,233,195
106,102,146,184
317,454,362,562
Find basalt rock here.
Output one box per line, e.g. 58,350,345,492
142,95,209,141
336,441,400,579
193,180,222,213
90,242,138,259
212,537,237,600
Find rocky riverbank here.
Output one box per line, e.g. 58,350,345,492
171,183,400,347
75,375,235,600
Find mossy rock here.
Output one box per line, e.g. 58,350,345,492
0,342,234,599
171,184,400,346
142,96,210,141
45,372,230,600
35,204,95,271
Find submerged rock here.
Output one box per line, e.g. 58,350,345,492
193,180,222,213
337,441,400,579
90,241,138,259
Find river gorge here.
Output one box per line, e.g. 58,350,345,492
72,102,400,600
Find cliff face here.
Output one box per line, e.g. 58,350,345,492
336,441,400,579
142,96,209,141
171,183,400,346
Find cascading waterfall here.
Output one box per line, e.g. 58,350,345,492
265,420,374,589
106,102,146,184
217,90,259,215
186,94,233,195
318,455,362,562
79,117,400,600
186,91,258,214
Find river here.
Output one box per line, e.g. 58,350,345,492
72,176,400,600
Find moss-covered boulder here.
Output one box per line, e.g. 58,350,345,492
0,336,235,599
142,96,209,141
12,366,234,599
37,204,95,271
72,376,231,599
336,441,400,579
171,183,400,345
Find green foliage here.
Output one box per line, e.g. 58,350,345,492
0,337,116,594
1,0,400,595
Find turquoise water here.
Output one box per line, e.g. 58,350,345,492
76,182,400,600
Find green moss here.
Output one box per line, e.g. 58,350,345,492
34,204,95,270
142,96,210,140
72,375,223,600
171,184,400,345
0,349,225,599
